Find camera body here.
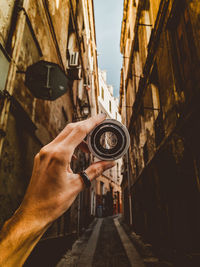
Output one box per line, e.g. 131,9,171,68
87,119,130,161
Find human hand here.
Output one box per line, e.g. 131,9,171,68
18,113,115,227
0,114,116,266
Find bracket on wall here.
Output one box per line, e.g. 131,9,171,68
138,23,152,27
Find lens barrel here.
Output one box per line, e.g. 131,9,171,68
87,119,130,160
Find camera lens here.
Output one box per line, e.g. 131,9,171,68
100,131,118,149
87,119,130,160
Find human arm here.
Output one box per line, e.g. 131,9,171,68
0,114,115,266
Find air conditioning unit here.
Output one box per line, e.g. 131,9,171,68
68,51,79,67
66,51,82,80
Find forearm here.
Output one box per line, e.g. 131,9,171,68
0,114,113,266
0,208,49,267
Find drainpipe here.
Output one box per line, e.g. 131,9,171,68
122,65,133,226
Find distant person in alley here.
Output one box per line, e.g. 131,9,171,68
0,114,115,267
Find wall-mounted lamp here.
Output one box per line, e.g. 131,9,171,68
81,102,90,117
25,60,70,100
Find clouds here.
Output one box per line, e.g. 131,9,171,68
94,0,123,97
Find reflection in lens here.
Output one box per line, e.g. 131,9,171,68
87,119,130,160
99,131,118,150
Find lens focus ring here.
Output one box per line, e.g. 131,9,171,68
87,119,130,161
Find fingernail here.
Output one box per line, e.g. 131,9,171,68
107,161,116,168
96,113,106,119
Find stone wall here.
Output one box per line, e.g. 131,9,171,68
0,0,98,247
120,0,200,264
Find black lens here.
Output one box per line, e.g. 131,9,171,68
87,119,130,160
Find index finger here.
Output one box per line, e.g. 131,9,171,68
62,113,106,150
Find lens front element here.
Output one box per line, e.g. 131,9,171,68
100,131,118,150
87,119,130,161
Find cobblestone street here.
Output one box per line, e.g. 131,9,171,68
56,216,145,267
92,217,131,267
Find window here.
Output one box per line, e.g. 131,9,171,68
151,84,160,119
101,87,104,100
109,100,112,113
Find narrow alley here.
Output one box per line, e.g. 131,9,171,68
56,216,145,267
0,0,200,266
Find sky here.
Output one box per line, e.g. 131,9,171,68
94,0,124,97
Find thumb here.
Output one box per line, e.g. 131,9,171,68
85,161,116,181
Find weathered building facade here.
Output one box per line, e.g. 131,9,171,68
120,0,200,265
94,69,122,217
0,0,98,264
